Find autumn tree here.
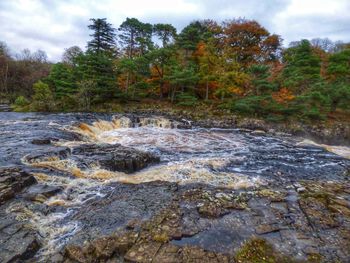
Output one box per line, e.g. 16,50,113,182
0,41,10,95
195,41,218,100
176,21,214,56
9,49,50,97
222,19,281,66
215,55,249,100
62,46,83,65
147,46,176,98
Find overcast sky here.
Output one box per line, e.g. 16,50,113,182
0,0,349,61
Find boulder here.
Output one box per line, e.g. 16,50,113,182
72,144,160,173
0,167,37,205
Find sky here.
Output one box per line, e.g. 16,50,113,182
0,0,349,61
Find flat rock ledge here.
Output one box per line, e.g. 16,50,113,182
0,167,37,205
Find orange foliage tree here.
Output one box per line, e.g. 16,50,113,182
222,19,282,66
272,88,295,104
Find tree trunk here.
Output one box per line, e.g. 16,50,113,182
331,100,338,112
205,79,209,101
159,81,163,99
171,86,176,103
125,72,129,93
159,65,164,99
132,84,136,99
4,63,8,94
129,31,134,59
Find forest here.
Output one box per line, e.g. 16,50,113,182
0,17,349,122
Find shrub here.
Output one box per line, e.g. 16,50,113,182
12,96,30,112
76,80,96,111
176,92,198,107
14,96,29,107
31,81,55,111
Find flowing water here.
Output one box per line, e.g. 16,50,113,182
1,113,349,260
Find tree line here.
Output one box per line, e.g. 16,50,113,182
1,17,349,121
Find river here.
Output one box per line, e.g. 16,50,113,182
0,112,349,262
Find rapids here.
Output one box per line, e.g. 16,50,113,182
0,112,349,261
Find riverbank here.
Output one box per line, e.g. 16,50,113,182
4,100,350,146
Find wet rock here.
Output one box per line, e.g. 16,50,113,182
238,118,268,132
0,167,37,205
256,189,287,202
251,130,266,136
24,147,71,164
69,181,175,245
255,223,280,235
31,139,51,145
64,231,139,262
181,246,232,263
64,245,87,263
183,189,249,218
198,202,230,218
124,241,163,262
64,229,233,263
152,243,182,262
0,212,40,263
23,184,62,202
234,237,293,263
72,144,159,173
0,104,12,112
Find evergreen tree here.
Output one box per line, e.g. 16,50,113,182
75,52,117,100
153,24,177,47
118,18,153,58
167,63,199,103
326,48,350,111
282,40,321,93
248,64,275,96
176,21,212,53
48,63,76,98
87,18,117,55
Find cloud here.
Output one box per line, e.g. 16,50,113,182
0,0,349,61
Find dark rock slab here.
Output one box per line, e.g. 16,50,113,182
31,138,53,145
23,184,62,202
23,146,71,164
0,209,40,263
0,167,37,205
72,143,160,173
67,181,176,246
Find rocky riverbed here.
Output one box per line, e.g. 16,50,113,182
0,112,349,262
